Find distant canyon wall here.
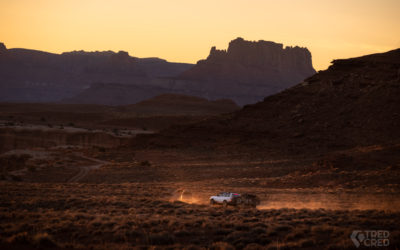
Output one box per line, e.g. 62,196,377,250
0,38,316,105
0,42,193,103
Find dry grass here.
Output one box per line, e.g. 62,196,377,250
0,154,31,172
0,146,399,249
0,183,399,249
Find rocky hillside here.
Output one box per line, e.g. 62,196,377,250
62,82,170,106
123,93,239,115
136,48,400,156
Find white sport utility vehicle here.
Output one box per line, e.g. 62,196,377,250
209,192,241,207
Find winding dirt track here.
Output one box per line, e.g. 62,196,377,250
68,156,108,183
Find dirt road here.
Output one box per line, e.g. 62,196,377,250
68,155,108,183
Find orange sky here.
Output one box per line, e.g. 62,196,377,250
0,0,399,70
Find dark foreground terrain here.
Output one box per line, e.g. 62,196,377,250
0,146,399,249
1,49,399,249
1,182,399,250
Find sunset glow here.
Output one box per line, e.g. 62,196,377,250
1,0,399,70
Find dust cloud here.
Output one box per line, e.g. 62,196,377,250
168,188,400,211
258,192,400,211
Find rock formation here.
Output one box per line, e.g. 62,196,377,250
0,38,315,105
177,37,316,104
0,42,7,54
136,48,400,155
181,37,315,83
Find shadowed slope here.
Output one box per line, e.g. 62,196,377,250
136,49,400,156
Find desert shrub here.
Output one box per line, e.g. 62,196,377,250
172,200,185,207
304,220,316,225
275,225,292,232
10,174,22,181
167,220,180,228
252,223,268,229
223,223,234,229
225,231,251,243
257,237,271,245
174,230,192,238
311,225,333,235
250,227,266,235
151,200,163,207
209,210,222,217
285,230,305,241
111,231,126,243
183,245,204,250
210,241,235,250
164,208,175,215
140,160,151,167
97,146,106,152
214,229,233,236
234,224,250,231
267,230,278,237
125,230,143,241
243,218,259,223
27,165,36,172
223,209,235,215
6,232,30,244
90,221,102,227
184,220,198,227
235,229,269,247
300,239,316,247
232,237,253,249
32,232,57,248
148,233,175,245
243,243,265,250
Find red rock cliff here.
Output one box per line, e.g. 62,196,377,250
180,37,315,85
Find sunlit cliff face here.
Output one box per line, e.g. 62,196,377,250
1,0,399,70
